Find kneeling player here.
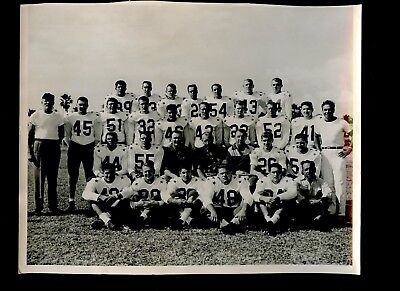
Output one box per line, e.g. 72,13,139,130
201,164,253,234
82,163,131,231
163,165,204,229
253,163,297,236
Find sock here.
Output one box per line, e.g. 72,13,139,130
99,213,111,224
271,213,280,224
180,208,192,222
230,217,239,225
186,217,193,224
140,209,150,220
220,219,229,228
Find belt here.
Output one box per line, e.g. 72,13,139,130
321,146,343,149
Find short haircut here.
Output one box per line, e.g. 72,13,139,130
77,96,88,104
179,163,192,172
322,100,335,110
272,77,283,85
269,162,282,172
105,131,118,140
142,80,152,87
301,160,316,171
235,100,246,107
172,130,184,137
211,83,222,90
300,101,313,110
139,131,152,140
42,93,55,102
166,104,178,112
142,160,155,170
199,101,210,111
294,133,308,141
187,84,198,91
115,80,127,88
218,161,230,171
236,128,247,137
106,97,118,104
261,130,274,140
102,162,116,172
266,100,277,109
166,83,177,91
244,79,254,85
138,96,149,103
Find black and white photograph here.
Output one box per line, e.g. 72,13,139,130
19,1,361,274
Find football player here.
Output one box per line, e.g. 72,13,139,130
93,131,128,177
131,80,162,112
200,164,253,234
253,163,297,236
120,161,167,229
224,100,257,146
285,133,321,179
64,96,101,212
99,97,130,144
127,132,164,181
154,104,189,147
232,79,267,117
266,77,293,121
204,83,234,119
157,83,184,118
255,100,290,150
314,100,352,222
127,96,160,145
163,165,204,229
82,162,132,230
104,80,136,114
290,101,319,148
181,84,204,118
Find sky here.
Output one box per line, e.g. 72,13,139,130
20,1,360,116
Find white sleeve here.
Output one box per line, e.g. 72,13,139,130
199,180,214,207
277,180,297,201
239,179,253,206
82,180,100,202
162,180,178,202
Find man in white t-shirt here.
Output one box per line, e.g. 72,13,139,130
28,93,65,215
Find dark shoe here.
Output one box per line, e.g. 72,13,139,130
221,223,236,235
265,221,277,237
35,209,43,216
107,220,122,231
91,219,105,230
67,201,75,213
313,215,332,232
49,208,63,215
170,219,185,230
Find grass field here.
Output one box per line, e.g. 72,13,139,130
25,149,353,266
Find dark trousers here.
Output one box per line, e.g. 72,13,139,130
33,140,61,212
67,141,95,198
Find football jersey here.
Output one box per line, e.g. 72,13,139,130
104,92,137,113
253,175,297,203
82,175,131,202
154,117,189,147
231,91,267,117
162,176,203,202
314,116,352,147
285,145,321,178
99,111,130,144
295,176,333,201
189,117,222,148
224,115,257,145
204,96,234,119
250,147,286,176
127,111,160,145
127,143,164,178
29,110,64,140
290,116,319,148
131,94,162,112
156,96,184,119
266,91,292,120
255,115,290,149
201,176,253,208
181,98,204,119
65,111,101,145
124,176,167,202
93,144,128,176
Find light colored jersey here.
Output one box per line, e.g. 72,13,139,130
104,92,137,113
295,175,333,201
232,91,267,117
266,91,292,120
156,96,184,119
93,144,128,176
124,176,167,202
224,115,257,145
82,175,131,202
29,110,64,140
314,116,352,147
204,96,234,119
154,117,189,147
162,176,203,202
99,111,130,144
127,143,164,178
65,111,101,145
127,111,160,145
290,116,319,148
131,94,162,112
285,145,321,178
201,176,253,208
188,117,222,148
250,147,286,177
181,98,204,118
253,175,297,203
255,115,290,149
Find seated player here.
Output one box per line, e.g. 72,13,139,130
200,164,253,234
162,165,204,229
104,80,136,113
253,163,297,236
82,163,131,231
285,133,321,179
99,97,130,144
226,128,254,177
93,131,128,177
194,131,228,180
181,84,203,118
127,132,164,181
120,161,167,229
295,160,335,231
